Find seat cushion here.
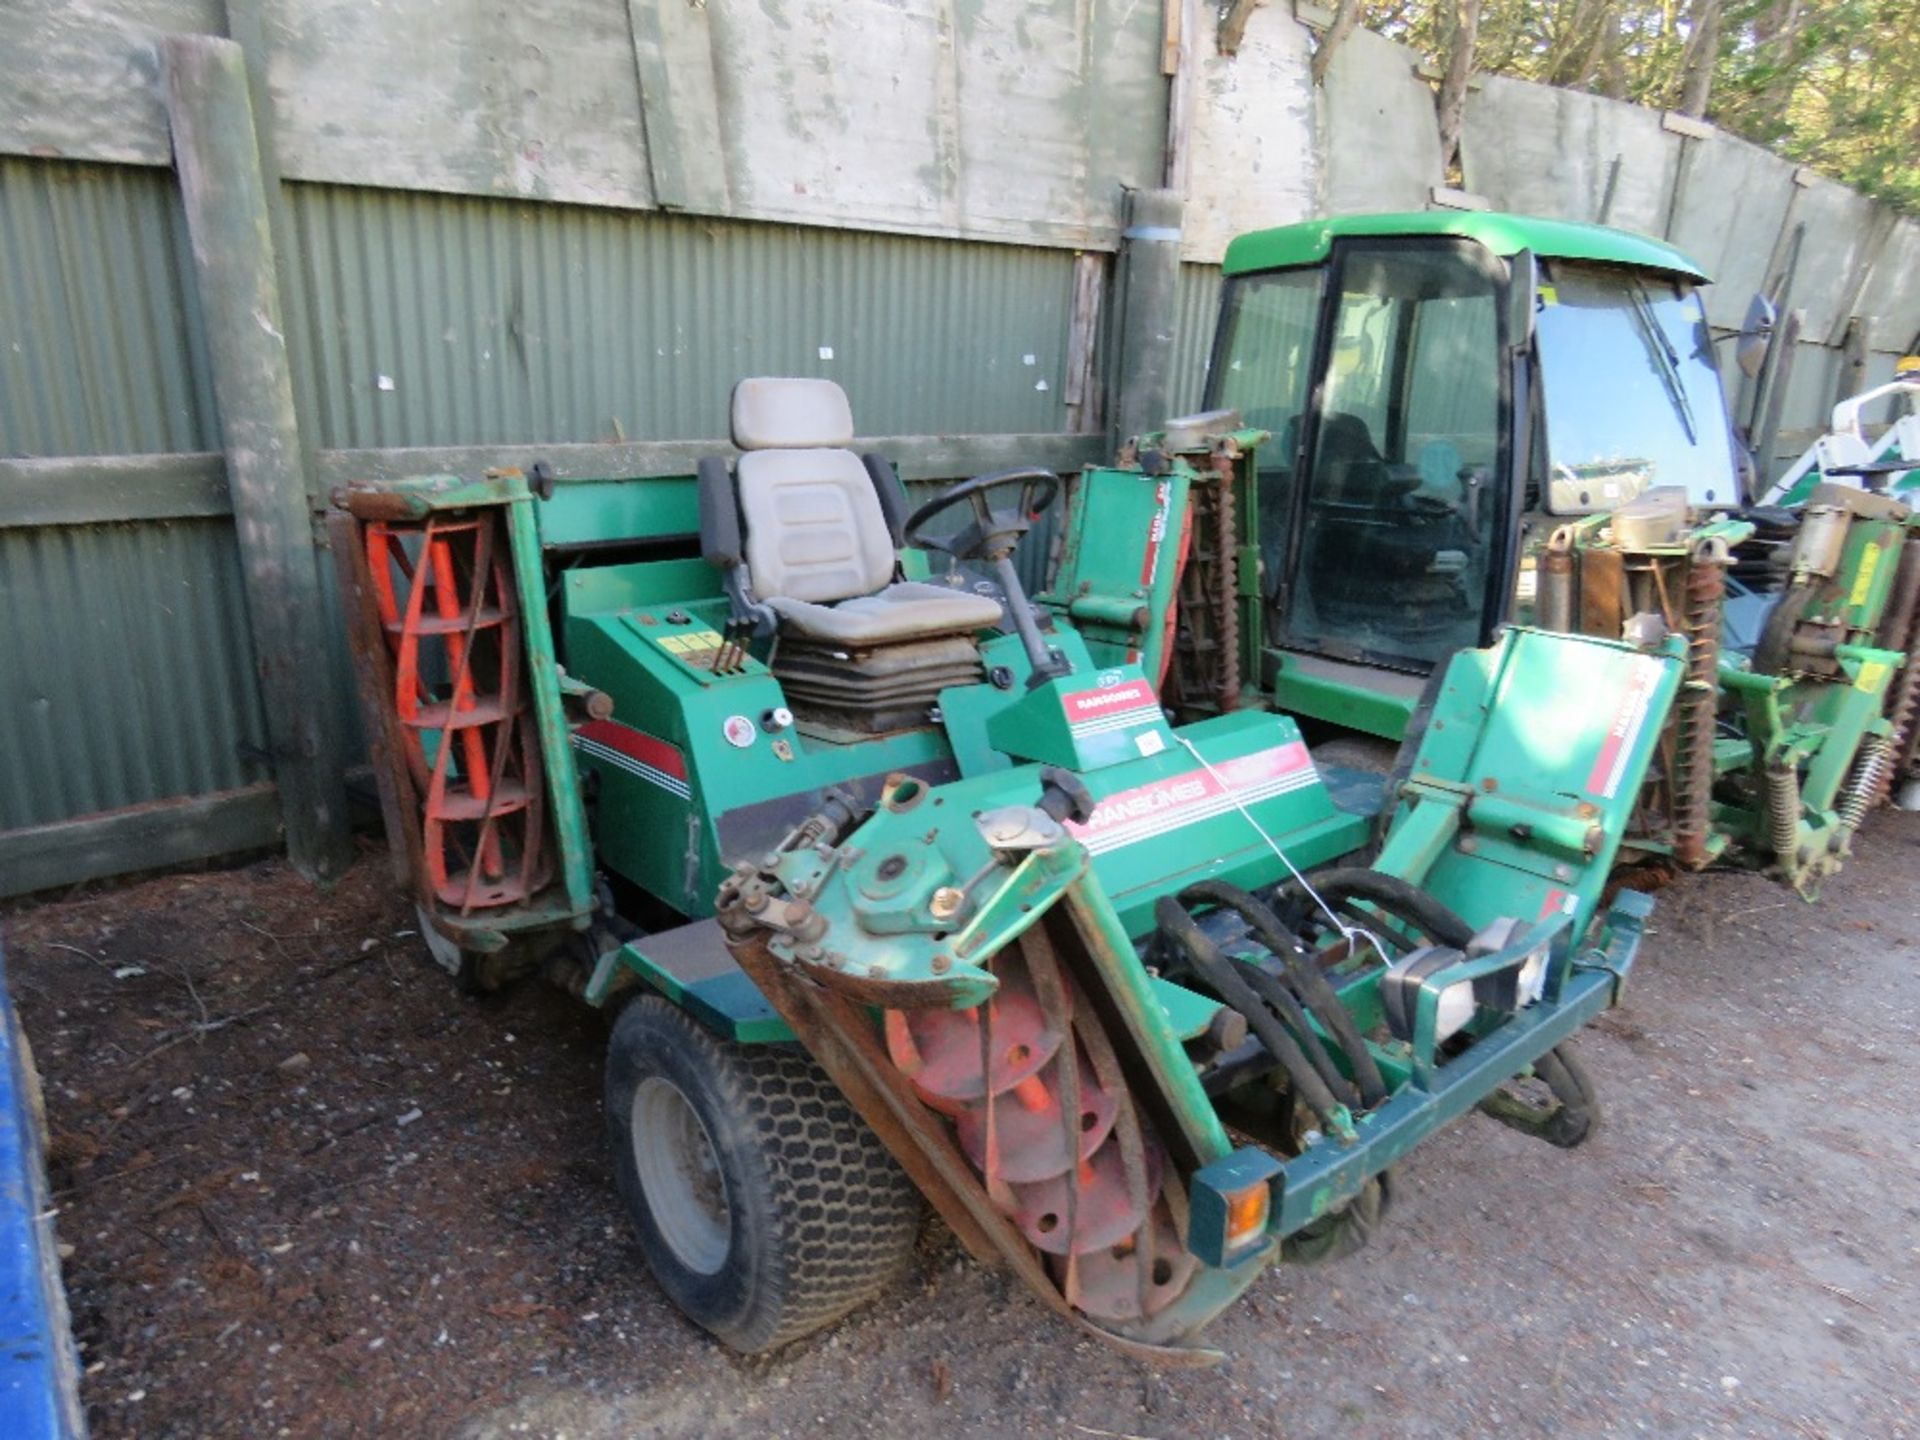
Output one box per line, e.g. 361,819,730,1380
766,582,1003,645
737,448,897,603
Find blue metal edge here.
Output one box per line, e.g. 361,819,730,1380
0,937,87,1438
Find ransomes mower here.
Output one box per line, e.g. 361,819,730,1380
1059,211,1920,895
333,375,1683,1360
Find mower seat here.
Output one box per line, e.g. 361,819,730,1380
701,377,1002,730
763,583,1001,645
1316,412,1420,506
707,377,1002,644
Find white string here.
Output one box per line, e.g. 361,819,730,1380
1174,734,1388,965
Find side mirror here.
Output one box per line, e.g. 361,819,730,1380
1736,292,1776,379
1507,250,1537,353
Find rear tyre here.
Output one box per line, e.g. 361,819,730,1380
605,995,923,1352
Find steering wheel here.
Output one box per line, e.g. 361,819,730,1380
904,467,1061,564
904,467,1067,684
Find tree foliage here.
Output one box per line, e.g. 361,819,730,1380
1357,0,1919,210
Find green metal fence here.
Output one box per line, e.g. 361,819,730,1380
2,9,1912,899
0,153,1107,895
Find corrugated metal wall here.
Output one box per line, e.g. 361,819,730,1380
0,157,1092,851
286,184,1081,449
1169,264,1225,416
0,522,270,828
0,159,270,833
0,159,216,457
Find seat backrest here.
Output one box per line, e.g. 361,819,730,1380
730,377,895,604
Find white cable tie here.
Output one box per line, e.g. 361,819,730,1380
1174,734,1388,966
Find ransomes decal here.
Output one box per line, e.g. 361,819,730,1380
1062,677,1163,737
1139,481,1171,589
1065,742,1317,856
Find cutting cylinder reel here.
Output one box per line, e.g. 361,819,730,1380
1535,507,1737,872
885,947,1196,1324
361,508,553,913
1534,482,1920,889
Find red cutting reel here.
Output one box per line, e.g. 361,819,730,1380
363,510,552,912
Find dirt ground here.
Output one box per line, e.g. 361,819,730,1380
4,810,1918,1440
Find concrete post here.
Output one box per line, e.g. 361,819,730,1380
1112,189,1185,448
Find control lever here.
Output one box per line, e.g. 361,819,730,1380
1037,766,1095,825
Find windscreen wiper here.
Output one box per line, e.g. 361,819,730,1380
1629,277,1698,445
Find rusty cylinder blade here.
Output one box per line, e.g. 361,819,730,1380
1007,1130,1163,1256
884,960,1061,1108
954,1048,1118,1183
1055,1208,1199,1322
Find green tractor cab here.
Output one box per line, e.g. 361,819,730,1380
1202,211,1729,738
334,374,1687,1361
1083,211,1919,894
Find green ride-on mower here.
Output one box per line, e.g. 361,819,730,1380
332,376,1683,1361
1059,211,1918,897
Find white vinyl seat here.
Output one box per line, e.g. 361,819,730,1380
724,377,1002,645
764,582,1006,645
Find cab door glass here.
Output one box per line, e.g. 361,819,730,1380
1207,268,1323,597
1287,244,1502,669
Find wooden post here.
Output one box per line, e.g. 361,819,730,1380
1112,189,1185,447
1063,252,1107,435
1218,0,1267,55
1162,0,1197,192
222,0,325,492
162,34,352,882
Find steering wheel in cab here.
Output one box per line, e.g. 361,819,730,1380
904,468,1065,683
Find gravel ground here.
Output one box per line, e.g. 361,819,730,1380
4,809,1916,1440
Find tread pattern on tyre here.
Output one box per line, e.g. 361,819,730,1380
616,997,923,1352
733,1037,923,1347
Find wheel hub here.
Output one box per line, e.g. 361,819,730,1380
632,1076,731,1275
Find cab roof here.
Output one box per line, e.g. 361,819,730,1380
1221,211,1710,284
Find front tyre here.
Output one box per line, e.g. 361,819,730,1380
1477,1042,1599,1149
605,996,923,1352
1281,1172,1391,1265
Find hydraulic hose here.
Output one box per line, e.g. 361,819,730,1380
1232,962,1364,1109
1269,866,1476,951
1177,880,1389,1108
1153,896,1352,1133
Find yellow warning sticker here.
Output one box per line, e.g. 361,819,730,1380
1847,545,1881,609
1856,661,1890,693
657,630,723,655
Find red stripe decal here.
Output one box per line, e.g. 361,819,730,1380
1156,511,1195,691
1583,656,1663,800
1138,481,1171,588
577,719,687,779
1066,742,1312,844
